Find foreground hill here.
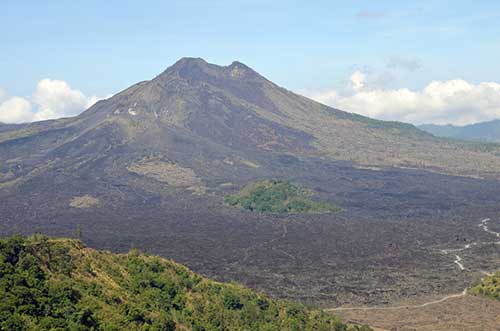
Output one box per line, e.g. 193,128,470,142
0,235,370,331
420,119,500,143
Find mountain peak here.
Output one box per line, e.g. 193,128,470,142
157,57,261,82
172,57,209,68
170,57,253,71
226,60,258,79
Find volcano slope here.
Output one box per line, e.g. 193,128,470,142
1,58,500,310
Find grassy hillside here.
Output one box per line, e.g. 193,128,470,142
470,271,500,301
0,235,369,331
225,180,340,214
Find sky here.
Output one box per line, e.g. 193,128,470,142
1,0,500,125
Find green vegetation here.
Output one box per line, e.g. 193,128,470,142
471,271,500,300
225,180,340,214
0,235,369,331
322,105,427,137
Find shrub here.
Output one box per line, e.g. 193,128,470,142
225,180,340,214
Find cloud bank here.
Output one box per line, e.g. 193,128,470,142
305,72,500,126
0,80,106,124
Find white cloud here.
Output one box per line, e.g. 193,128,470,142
32,79,90,121
0,80,106,124
85,95,103,109
0,89,7,102
0,97,33,124
305,72,500,126
349,71,366,91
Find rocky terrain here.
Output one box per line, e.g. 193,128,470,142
1,58,500,329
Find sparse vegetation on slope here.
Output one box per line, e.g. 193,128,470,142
471,271,500,300
225,180,340,213
0,235,368,331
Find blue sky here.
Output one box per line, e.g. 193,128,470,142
2,0,500,125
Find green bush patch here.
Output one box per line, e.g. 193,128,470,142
225,179,340,214
471,271,500,301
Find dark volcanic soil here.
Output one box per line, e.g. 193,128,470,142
2,157,500,306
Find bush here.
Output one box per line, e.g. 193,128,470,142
222,292,244,310
471,271,500,301
225,180,340,214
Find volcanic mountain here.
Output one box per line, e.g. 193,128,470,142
2,57,500,187
2,58,500,307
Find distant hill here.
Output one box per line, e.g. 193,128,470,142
0,235,369,331
0,122,22,132
419,119,500,143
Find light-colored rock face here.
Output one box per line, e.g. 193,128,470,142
127,156,205,194
69,195,100,208
229,65,250,78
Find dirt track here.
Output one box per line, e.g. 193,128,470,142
327,218,500,330
337,294,500,331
